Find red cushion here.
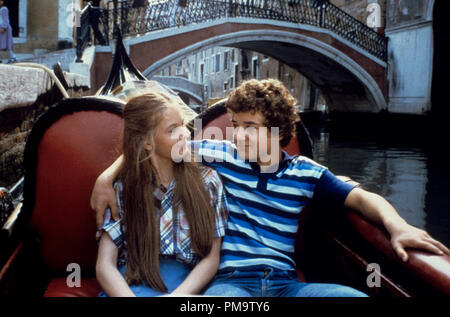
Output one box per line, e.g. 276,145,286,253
195,112,234,141
283,135,301,156
29,110,123,272
44,277,102,297
296,270,307,282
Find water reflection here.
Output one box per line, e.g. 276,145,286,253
309,125,450,248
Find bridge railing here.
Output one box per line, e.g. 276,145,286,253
76,0,387,63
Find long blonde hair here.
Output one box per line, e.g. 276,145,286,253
120,92,214,292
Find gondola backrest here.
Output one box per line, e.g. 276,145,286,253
21,98,124,273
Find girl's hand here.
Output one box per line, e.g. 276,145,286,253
389,222,450,262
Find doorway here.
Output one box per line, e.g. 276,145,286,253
4,0,19,37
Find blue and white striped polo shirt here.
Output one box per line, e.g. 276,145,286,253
192,139,355,273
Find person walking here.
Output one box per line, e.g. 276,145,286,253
0,0,17,63
89,0,107,45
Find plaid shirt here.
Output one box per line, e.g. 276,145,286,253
99,166,228,267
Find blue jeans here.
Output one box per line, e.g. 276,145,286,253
204,268,368,297
99,257,191,297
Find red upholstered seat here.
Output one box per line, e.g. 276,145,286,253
44,277,102,297
195,112,234,141
22,98,124,297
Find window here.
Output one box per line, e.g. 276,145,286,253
278,64,284,80
252,56,258,79
215,54,221,73
224,81,229,91
204,84,209,100
224,51,230,71
200,63,204,83
176,60,183,75
230,76,235,89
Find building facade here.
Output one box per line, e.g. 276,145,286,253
158,46,323,111
2,0,75,55
330,0,436,114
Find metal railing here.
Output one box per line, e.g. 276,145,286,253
75,0,387,62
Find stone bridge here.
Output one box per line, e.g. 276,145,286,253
78,0,388,113
152,75,205,105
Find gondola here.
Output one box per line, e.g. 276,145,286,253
0,33,449,297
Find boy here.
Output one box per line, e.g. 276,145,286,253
91,79,449,296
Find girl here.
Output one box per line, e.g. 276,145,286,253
0,0,16,63
96,91,228,297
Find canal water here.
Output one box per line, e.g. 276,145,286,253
305,115,450,249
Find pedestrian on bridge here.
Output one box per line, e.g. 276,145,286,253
88,0,107,45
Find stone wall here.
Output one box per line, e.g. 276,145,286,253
330,0,387,29
384,0,434,114
330,0,370,24
13,0,58,54
385,0,430,29
0,64,89,188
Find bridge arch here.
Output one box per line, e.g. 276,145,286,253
137,24,386,112
151,75,205,105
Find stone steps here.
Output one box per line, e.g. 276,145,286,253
1,48,76,72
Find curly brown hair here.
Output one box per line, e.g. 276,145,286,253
225,79,300,148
